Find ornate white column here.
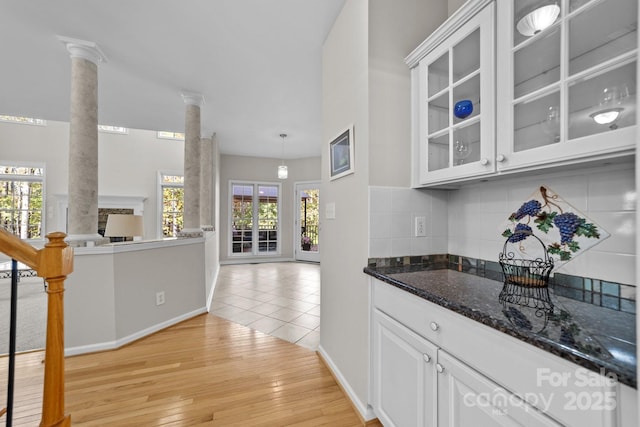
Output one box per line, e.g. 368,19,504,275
179,92,204,237
59,36,107,247
200,133,214,231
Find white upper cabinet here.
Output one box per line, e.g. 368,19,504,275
496,0,637,171
407,0,637,187
406,0,496,186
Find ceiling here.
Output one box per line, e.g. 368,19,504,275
0,0,346,159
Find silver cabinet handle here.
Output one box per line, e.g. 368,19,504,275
430,321,439,331
496,154,506,162
480,158,489,166
423,354,431,363
436,363,444,373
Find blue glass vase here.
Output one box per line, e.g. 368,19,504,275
454,99,473,119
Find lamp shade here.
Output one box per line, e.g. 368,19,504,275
516,4,560,36
104,214,144,238
278,165,288,179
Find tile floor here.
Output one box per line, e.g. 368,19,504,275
210,261,321,350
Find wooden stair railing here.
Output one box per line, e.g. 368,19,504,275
0,228,73,427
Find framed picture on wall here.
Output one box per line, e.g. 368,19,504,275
329,125,354,180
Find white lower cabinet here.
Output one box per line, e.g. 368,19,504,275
372,309,437,427
437,350,559,427
370,279,637,427
372,309,559,427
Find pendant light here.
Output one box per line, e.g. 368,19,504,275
278,133,288,179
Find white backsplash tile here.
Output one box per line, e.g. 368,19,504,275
391,188,412,213
369,238,392,258
369,212,391,239
390,237,412,256
390,212,412,238
369,186,392,213
588,167,636,212
368,162,635,285
587,211,636,254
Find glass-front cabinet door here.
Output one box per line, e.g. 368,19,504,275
496,0,637,170
410,1,495,186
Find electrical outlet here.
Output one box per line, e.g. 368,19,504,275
156,291,165,306
415,216,426,237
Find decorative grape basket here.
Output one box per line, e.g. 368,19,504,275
498,230,555,314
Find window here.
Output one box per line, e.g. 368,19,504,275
0,115,46,126
98,125,128,134
0,165,44,239
157,131,185,141
230,182,280,255
159,173,184,237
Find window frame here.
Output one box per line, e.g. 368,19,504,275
157,171,184,239
228,181,282,257
0,161,46,241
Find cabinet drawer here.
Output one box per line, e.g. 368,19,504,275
372,279,446,346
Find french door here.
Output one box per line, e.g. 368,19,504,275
230,182,280,256
295,182,320,262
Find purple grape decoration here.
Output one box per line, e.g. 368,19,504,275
514,199,541,220
508,223,532,243
553,212,580,244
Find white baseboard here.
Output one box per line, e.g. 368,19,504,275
220,257,296,265
206,266,221,311
65,307,207,356
317,344,377,422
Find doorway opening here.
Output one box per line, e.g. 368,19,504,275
295,182,320,263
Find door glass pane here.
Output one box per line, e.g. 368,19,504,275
569,0,591,12
452,28,480,83
514,26,561,99
514,91,561,152
452,74,480,124
568,61,636,140
161,187,184,237
257,185,278,253
231,184,253,253
428,92,449,134
569,0,637,76
453,123,480,166
428,133,449,171
428,52,449,97
300,189,319,253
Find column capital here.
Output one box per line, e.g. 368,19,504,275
58,36,107,64
182,92,205,107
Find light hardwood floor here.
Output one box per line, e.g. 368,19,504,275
2,313,380,426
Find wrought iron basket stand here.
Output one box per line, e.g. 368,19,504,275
498,231,555,313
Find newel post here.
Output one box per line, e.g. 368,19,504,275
37,232,73,427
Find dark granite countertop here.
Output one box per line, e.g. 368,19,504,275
364,265,637,389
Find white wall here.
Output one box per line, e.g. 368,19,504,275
218,154,320,263
321,0,372,417
368,0,446,187
320,0,447,419
65,239,207,355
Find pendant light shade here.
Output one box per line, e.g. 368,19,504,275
278,133,288,179
516,4,560,36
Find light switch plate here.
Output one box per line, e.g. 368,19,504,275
326,202,336,219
